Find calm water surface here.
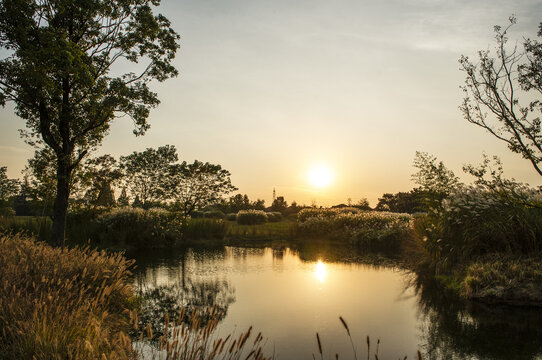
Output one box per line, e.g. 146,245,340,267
128,245,542,360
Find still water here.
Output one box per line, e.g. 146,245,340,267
129,245,542,360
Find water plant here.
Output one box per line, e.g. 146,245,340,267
236,210,268,225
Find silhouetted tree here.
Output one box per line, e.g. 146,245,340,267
117,188,130,207
270,196,288,213
0,166,19,205
120,145,178,208
168,161,237,221
460,17,542,176
375,189,427,213
82,155,122,208
0,0,179,246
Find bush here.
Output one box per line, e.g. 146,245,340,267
0,216,52,242
266,211,282,222
182,218,227,241
419,186,542,270
0,234,135,359
0,207,15,217
297,208,411,252
237,210,268,225
204,210,225,219
97,207,182,248
190,210,204,219
225,212,237,221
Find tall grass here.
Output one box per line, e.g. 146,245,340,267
313,316,423,360
297,208,412,252
96,207,183,248
0,216,52,242
0,233,135,360
417,186,542,271
134,307,271,360
236,210,268,225
183,218,228,241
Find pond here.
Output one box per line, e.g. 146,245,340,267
128,244,542,360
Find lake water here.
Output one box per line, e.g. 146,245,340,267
129,244,542,360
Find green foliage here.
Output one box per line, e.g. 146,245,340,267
190,210,204,219
297,208,412,252
0,216,52,241
168,160,237,220
226,219,296,241
266,211,282,222
120,145,179,206
418,186,542,271
204,210,225,219
182,218,227,241
225,212,237,221
463,255,542,305
375,189,428,213
236,210,268,225
460,17,542,176
0,234,135,359
0,166,19,204
270,196,288,213
0,0,179,245
96,207,182,248
412,152,460,207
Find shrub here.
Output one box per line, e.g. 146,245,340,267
0,234,135,360
0,207,15,217
0,216,52,242
297,207,361,222
419,186,542,270
97,207,182,248
183,218,227,241
237,210,268,225
190,210,204,219
297,208,411,252
266,211,282,222
225,212,237,221
204,210,225,219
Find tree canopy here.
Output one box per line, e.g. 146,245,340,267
0,0,179,245
460,17,542,176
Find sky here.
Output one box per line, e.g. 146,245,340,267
1,0,542,206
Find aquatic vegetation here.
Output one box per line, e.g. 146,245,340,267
236,210,268,225
297,208,412,252
418,186,542,271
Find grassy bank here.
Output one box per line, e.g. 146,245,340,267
0,233,273,360
0,233,135,359
296,207,412,254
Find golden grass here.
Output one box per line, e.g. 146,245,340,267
135,306,272,360
0,233,136,360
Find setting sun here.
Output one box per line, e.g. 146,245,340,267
308,165,334,188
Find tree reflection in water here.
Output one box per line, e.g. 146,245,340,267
130,247,235,340
413,276,542,360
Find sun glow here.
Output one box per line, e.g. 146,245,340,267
314,260,327,283
308,165,333,188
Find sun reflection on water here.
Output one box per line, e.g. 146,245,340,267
314,260,327,283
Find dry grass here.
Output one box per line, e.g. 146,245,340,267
0,233,136,360
135,307,272,360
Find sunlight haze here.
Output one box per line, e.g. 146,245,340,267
1,0,542,206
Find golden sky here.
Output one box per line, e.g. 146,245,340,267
1,0,542,206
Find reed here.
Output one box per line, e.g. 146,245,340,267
314,317,422,360
135,307,271,360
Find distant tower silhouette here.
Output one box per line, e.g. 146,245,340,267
272,188,276,202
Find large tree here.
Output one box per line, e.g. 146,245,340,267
168,160,237,221
0,0,179,245
120,144,178,207
460,17,542,176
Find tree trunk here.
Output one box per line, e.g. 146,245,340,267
51,159,71,247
